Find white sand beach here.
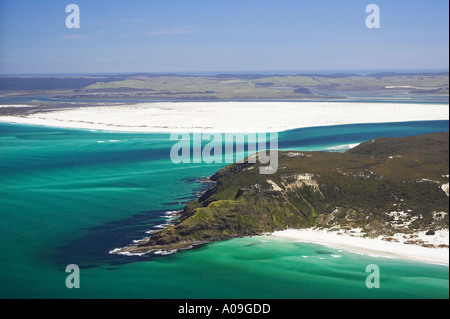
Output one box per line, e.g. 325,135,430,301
0,101,448,133
271,228,449,266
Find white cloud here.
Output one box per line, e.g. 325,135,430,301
147,27,198,36
60,34,92,40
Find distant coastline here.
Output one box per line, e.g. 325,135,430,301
0,72,448,103
1,69,448,77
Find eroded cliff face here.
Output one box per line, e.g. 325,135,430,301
115,132,449,255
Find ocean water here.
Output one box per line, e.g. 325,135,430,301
0,120,448,299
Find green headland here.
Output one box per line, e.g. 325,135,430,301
116,132,449,254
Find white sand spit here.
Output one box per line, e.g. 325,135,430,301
0,102,448,133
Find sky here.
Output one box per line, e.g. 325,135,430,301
0,0,449,74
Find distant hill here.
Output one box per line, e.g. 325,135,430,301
1,72,448,101
0,76,119,90
367,71,449,79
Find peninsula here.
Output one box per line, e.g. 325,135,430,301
114,132,449,264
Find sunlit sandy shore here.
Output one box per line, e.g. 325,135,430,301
0,101,448,133
271,228,449,266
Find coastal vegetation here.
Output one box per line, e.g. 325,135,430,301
117,132,450,255
0,72,448,103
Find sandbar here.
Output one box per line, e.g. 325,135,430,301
0,101,448,133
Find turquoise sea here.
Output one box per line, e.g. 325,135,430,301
0,120,448,299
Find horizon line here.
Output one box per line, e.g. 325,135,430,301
1,68,449,77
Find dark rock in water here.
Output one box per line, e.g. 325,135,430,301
315,250,333,255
